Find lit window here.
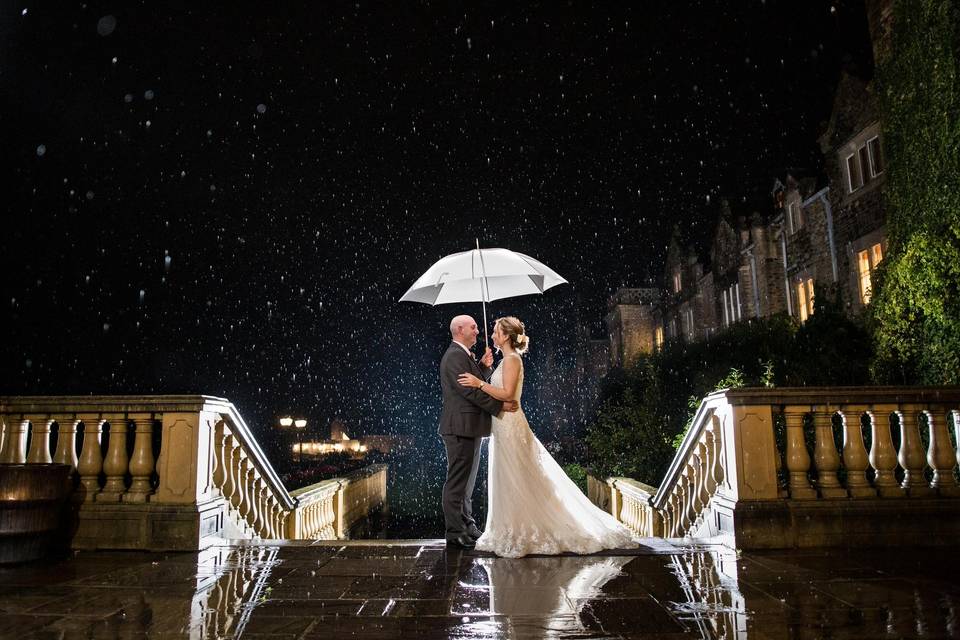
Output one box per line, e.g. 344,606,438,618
858,242,884,304
685,308,695,339
796,278,814,322
655,325,664,348
673,272,682,293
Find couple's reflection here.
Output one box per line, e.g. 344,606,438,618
454,554,633,637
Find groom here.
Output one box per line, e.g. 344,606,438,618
439,314,518,549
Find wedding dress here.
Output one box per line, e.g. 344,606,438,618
474,354,637,558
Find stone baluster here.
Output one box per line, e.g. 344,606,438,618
212,421,228,494
264,497,277,539
1,416,28,463
253,475,270,538
77,417,104,501
680,470,693,534
693,442,708,528
221,433,239,509
97,416,130,502
868,409,903,498
53,416,80,468
670,493,681,537
124,415,156,503
232,452,249,528
812,409,846,498
926,409,960,496
243,460,258,529
26,416,53,464
839,409,875,497
704,421,720,497
783,407,816,499
897,407,932,496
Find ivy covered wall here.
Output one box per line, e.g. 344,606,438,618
871,0,960,383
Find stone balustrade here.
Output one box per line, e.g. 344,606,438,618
590,387,960,549
0,395,388,550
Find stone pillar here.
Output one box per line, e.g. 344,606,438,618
52,416,80,468
927,409,960,496
97,416,130,502
839,408,875,497
26,416,53,464
868,408,904,498
152,411,219,505
124,415,156,503
783,407,816,499
812,409,846,498
897,407,932,496
77,417,104,502
0,415,28,463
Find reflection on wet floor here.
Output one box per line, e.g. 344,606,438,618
0,539,958,639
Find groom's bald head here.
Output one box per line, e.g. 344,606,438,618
450,314,479,347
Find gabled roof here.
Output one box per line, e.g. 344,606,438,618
818,70,878,152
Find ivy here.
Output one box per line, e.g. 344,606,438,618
871,0,960,384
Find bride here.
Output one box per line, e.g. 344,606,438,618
457,316,637,558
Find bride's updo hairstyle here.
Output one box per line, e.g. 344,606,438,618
495,316,530,355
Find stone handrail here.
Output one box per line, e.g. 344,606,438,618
654,386,960,547
588,387,960,548
0,395,388,549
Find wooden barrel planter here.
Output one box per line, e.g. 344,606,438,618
0,464,73,564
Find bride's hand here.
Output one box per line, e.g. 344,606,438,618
457,373,482,388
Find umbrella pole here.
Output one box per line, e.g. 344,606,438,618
477,238,490,350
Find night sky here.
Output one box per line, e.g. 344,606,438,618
3,2,873,448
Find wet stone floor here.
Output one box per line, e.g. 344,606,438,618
0,539,958,639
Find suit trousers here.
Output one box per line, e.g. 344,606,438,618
441,433,483,540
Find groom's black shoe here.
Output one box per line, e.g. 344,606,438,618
466,525,483,540
446,534,476,550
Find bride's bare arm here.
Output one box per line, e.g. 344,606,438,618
457,356,520,401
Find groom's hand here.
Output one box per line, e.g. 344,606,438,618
503,400,519,413
480,347,493,368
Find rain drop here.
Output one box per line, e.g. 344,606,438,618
96,15,117,36
256,103,267,114
85,190,95,200
36,144,46,157
144,89,155,100
124,93,133,103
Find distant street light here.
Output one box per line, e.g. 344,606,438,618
294,418,307,465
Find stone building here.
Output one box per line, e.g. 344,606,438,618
607,73,887,367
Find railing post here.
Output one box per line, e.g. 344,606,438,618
812,408,846,498
868,407,904,498
783,407,816,499
97,415,129,502
898,407,932,496
726,404,779,500
152,410,218,505
1,415,28,463
927,409,960,496
77,416,104,502
26,415,53,464
53,416,80,468
839,408,875,498
124,414,156,503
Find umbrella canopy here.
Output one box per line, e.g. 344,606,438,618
399,247,567,305
399,243,568,345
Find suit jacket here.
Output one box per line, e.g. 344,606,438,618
438,342,504,437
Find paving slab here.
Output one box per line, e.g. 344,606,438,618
0,539,957,639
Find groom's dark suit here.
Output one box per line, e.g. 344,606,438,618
439,342,504,542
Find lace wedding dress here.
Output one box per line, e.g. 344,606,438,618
474,354,637,558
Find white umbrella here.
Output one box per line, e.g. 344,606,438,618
399,239,568,345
